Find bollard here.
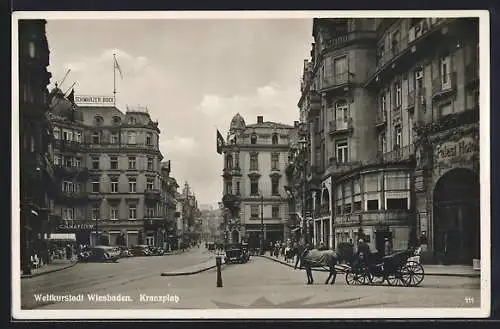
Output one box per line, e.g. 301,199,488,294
216,256,223,287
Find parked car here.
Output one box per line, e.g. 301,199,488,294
78,246,120,263
132,245,152,256
118,246,134,257
148,246,165,256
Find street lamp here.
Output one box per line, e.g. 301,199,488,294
298,135,308,245
260,192,264,255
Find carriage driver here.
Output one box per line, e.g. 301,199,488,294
356,238,371,265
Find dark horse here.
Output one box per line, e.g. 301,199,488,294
294,245,339,285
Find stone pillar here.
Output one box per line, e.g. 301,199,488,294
329,216,334,249
310,122,316,166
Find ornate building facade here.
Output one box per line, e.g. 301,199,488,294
221,114,295,248
298,17,479,265
19,19,54,274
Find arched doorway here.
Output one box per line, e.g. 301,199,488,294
433,168,479,265
231,230,240,244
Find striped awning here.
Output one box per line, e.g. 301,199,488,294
46,233,76,241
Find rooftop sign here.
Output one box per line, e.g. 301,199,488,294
74,95,115,106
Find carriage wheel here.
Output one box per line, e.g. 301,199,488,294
401,261,425,287
386,269,405,286
345,271,358,285
368,273,385,285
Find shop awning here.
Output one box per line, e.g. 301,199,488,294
46,233,76,241
291,227,302,233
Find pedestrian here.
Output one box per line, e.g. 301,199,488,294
356,238,370,266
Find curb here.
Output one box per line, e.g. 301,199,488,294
21,261,78,279
260,255,480,278
160,259,226,277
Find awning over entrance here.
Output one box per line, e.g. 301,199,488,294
46,233,76,241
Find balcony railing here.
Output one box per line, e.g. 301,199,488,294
322,31,377,52
328,118,353,135
327,161,363,176
54,165,89,181
431,72,457,98
54,140,83,152
380,144,415,163
375,111,387,128
321,72,353,91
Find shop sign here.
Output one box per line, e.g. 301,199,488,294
59,223,95,230
435,136,477,162
408,18,445,43
74,95,115,106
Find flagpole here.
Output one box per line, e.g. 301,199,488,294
113,53,116,106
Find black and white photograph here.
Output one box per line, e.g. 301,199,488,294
12,11,490,319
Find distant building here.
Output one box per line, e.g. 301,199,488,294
221,114,295,248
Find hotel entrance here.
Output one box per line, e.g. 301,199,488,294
433,168,480,265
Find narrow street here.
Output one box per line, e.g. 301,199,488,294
25,251,480,310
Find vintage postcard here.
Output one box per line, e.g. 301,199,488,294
11,10,490,319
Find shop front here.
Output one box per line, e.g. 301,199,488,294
56,222,94,246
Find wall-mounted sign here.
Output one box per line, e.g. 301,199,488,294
59,223,95,230
408,18,445,43
74,95,115,106
435,136,477,162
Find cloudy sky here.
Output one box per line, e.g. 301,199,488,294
45,18,313,206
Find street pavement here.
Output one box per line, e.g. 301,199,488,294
21,249,481,310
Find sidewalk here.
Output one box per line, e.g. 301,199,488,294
21,258,78,279
160,255,224,276
261,254,480,278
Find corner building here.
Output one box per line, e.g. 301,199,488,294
222,114,294,248
300,17,479,265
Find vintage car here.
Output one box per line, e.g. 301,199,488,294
148,246,165,256
132,245,153,256
78,246,121,263
224,243,250,264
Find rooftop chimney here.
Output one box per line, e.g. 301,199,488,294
257,116,263,124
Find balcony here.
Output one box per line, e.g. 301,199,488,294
320,72,354,92
375,111,387,130
432,73,457,100
309,92,322,115
414,107,479,136
328,118,353,136
53,140,84,152
144,189,161,202
465,62,479,89
53,165,89,181
326,160,363,177
55,191,90,205
143,217,165,230
380,144,415,163
222,193,241,209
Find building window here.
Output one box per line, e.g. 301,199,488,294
226,181,232,195
129,117,136,125
92,207,100,221
63,130,72,141
62,180,72,192
334,56,348,80
92,179,100,193
110,207,119,220
272,134,278,145
53,128,60,140
128,157,136,169
74,157,82,168
271,153,279,171
146,178,154,191
353,201,362,212
147,157,153,170
250,134,257,144
367,199,379,211
391,30,400,53
343,182,352,214
441,55,451,88
128,177,137,193
54,155,60,165
336,140,348,163
64,156,73,167
63,208,74,220
128,206,137,220
127,132,136,144
335,100,350,129
387,198,408,210
75,131,82,143
439,103,452,117
226,154,233,170
380,93,387,120
250,153,259,171
394,81,402,108
272,206,280,218
111,179,118,193
379,132,387,154
146,207,155,218
146,133,152,146
271,177,280,196
250,178,259,196
92,132,100,144
394,126,402,148
250,205,259,218
236,182,240,195
110,133,119,144
110,156,118,170
92,156,99,170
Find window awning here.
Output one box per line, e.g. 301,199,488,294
46,233,76,241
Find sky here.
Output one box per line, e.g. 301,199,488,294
45,18,313,206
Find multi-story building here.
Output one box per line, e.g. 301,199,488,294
221,114,295,248
159,161,179,250
48,89,168,248
176,182,201,244
19,19,54,274
298,17,479,265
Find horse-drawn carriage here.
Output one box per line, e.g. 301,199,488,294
345,247,424,287
224,243,250,264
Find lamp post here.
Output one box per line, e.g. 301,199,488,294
298,135,308,245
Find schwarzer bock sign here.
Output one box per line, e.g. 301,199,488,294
74,95,115,106
435,136,478,169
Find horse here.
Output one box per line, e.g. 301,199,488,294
294,245,339,285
